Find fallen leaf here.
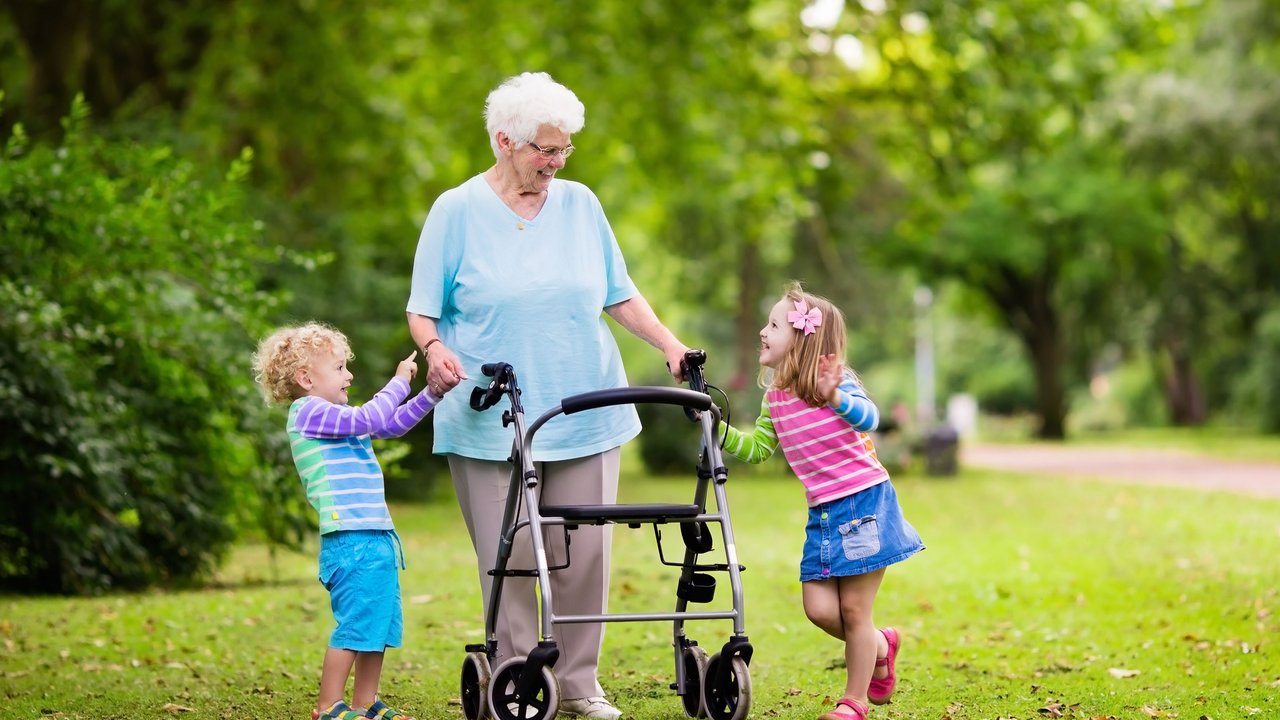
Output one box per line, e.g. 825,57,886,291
162,703,194,714
1038,702,1065,718
1108,667,1140,678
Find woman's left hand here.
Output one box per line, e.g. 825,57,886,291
664,343,691,383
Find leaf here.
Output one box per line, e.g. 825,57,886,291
1108,667,1141,678
162,703,194,713
1039,702,1065,718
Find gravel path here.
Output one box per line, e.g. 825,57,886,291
962,443,1280,499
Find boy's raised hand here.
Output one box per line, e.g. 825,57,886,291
396,351,418,383
817,353,843,405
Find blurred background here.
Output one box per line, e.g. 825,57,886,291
2,0,1277,595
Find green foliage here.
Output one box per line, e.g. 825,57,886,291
633,391,709,477
0,101,306,594
1232,308,1280,432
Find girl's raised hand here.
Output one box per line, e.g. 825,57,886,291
396,351,418,383
817,353,843,405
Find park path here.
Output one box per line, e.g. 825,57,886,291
961,442,1280,499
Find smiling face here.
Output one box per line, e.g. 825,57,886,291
297,349,353,405
759,298,798,369
506,125,571,194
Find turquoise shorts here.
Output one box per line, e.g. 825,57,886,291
319,530,403,651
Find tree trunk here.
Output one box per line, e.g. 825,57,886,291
1159,339,1207,425
5,0,93,130
1025,321,1067,439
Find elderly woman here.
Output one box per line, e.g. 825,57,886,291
405,72,688,720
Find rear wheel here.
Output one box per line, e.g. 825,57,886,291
703,652,751,720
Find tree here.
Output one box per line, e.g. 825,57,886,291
796,0,1172,438
1116,0,1280,427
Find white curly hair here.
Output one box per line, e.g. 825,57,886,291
484,71,586,158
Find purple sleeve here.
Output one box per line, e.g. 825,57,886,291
294,378,428,438
370,388,439,439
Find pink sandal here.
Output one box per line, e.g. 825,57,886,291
818,697,868,720
868,627,900,705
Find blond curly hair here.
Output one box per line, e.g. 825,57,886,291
761,281,857,407
251,322,353,404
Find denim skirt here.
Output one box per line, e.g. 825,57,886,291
799,479,924,582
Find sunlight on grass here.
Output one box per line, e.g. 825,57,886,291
3,468,1278,719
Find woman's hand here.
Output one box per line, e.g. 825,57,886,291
817,353,843,405
664,343,691,383
425,343,468,397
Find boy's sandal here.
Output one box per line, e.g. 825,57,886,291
312,701,365,720
867,626,900,705
818,697,869,720
365,699,416,720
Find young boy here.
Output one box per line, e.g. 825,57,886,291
252,322,445,720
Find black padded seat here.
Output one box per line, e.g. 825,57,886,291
540,503,701,524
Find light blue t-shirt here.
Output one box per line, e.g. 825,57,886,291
406,174,642,461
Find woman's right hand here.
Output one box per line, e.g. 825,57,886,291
425,343,468,397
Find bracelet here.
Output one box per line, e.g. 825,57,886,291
422,338,442,357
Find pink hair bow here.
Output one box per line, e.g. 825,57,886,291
787,300,822,335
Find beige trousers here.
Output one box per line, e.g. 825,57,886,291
448,448,619,699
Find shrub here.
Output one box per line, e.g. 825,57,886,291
1233,308,1280,433
0,99,306,594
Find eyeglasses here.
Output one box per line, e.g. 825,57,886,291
526,141,575,159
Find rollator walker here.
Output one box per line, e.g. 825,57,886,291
458,349,753,720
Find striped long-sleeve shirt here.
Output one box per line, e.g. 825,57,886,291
288,377,437,534
720,371,889,506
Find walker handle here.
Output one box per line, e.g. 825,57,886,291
559,386,712,416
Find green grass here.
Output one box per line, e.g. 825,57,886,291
4,468,1278,719
1066,427,1280,463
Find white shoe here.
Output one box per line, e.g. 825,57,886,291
559,696,622,720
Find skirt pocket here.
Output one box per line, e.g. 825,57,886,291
839,515,881,560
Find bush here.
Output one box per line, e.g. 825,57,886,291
634,385,711,476
0,100,307,594
1233,308,1280,433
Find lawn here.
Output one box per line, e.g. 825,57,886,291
3,464,1277,719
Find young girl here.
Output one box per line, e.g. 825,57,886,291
720,283,924,720
252,322,446,720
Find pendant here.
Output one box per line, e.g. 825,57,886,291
516,222,525,231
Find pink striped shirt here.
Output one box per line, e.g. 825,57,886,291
766,388,890,506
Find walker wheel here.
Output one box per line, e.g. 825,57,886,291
487,656,560,720
680,645,710,718
460,651,492,720
703,652,751,720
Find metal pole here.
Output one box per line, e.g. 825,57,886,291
914,286,935,428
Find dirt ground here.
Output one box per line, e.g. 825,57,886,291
961,442,1280,499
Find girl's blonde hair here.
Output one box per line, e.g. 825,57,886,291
761,281,853,407
251,322,353,404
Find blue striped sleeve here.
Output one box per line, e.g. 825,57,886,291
830,373,879,432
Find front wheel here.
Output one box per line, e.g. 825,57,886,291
703,652,751,720
460,652,492,720
487,656,560,720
